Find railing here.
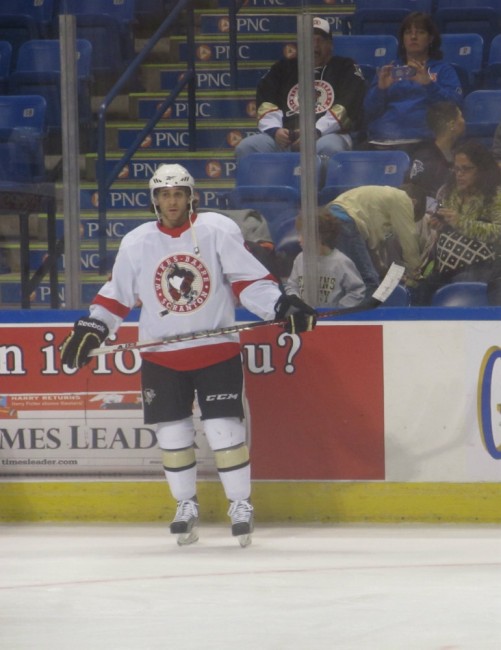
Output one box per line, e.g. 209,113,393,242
95,0,196,273
228,0,245,90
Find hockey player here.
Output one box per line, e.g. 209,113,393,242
60,164,316,547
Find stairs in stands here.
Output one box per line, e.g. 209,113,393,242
0,0,354,308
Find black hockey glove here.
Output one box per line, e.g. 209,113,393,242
274,294,317,334
60,317,109,369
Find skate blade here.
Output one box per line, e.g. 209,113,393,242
237,533,252,548
177,528,199,546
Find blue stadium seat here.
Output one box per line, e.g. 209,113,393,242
463,90,501,143
55,0,136,85
0,15,39,68
9,39,93,141
434,0,500,9
0,0,55,37
440,33,484,94
354,0,432,9
0,39,12,93
333,35,398,84
343,9,410,37
483,34,501,90
228,153,321,242
342,1,434,36
0,95,47,183
318,150,411,205
60,0,136,60
434,1,501,61
431,282,489,307
384,284,411,306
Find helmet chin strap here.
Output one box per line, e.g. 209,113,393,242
188,210,200,256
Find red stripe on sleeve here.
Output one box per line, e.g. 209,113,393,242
92,294,131,319
231,275,278,300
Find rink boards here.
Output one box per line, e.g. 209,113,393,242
0,308,500,523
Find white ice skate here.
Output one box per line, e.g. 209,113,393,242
170,498,199,546
228,500,254,548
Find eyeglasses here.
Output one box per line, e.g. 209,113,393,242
453,165,476,174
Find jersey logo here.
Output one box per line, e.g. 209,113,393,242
154,254,211,314
143,388,156,405
410,159,425,178
286,80,335,117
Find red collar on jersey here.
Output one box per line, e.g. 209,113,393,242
156,213,198,237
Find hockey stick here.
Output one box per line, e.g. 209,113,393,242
88,263,405,357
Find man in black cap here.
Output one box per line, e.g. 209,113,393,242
235,16,366,160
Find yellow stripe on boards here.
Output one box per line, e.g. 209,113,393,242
0,482,500,523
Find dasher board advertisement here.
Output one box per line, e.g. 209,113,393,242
0,316,500,481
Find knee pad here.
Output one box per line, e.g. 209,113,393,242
203,417,246,451
162,446,196,473
214,443,250,473
155,417,194,450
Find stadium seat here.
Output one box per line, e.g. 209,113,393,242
0,95,47,183
463,90,501,143
434,1,501,61
434,0,500,10
0,39,12,93
482,34,501,90
384,284,412,306
354,0,432,8
333,35,398,84
228,153,322,242
343,9,410,37
431,282,489,307
342,1,434,35
9,39,93,143
55,0,136,86
0,0,56,36
440,33,484,94
58,0,135,51
0,15,40,68
318,150,411,205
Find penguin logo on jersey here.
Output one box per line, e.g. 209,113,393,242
286,80,334,117
155,254,211,314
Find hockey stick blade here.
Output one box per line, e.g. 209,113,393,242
88,263,405,357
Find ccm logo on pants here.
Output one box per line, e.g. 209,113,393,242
205,394,239,401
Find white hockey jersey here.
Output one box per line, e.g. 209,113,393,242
89,211,282,370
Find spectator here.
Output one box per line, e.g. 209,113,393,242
327,184,427,290
363,12,463,153
408,101,466,198
417,140,501,304
235,16,366,161
286,207,366,308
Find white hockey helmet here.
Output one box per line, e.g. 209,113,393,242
149,164,195,205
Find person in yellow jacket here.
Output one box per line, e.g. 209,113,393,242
326,183,427,291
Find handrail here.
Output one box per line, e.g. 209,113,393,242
96,0,196,273
229,0,245,90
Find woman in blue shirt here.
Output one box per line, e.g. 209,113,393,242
363,12,463,151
